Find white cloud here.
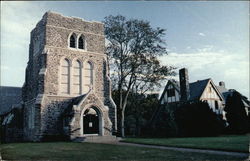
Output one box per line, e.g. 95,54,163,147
0,65,10,71
197,45,213,52
1,2,46,86
160,51,249,98
198,32,206,36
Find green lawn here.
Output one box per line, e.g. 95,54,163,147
0,142,247,160
123,135,250,153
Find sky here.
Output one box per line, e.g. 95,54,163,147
1,1,249,98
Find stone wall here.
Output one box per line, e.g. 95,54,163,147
45,12,104,35
22,20,46,102
40,96,72,136
23,99,36,141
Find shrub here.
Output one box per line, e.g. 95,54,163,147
174,101,226,137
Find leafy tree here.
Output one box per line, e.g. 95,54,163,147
112,90,159,137
125,93,158,136
104,15,175,137
224,91,249,134
149,103,179,137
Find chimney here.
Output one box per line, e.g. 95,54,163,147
179,68,190,101
219,81,225,88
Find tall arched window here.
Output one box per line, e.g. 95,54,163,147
73,60,81,95
83,61,93,93
60,59,70,94
69,34,76,48
78,35,85,49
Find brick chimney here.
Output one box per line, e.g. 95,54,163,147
219,81,225,88
179,68,190,101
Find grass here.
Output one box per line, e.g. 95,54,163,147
123,135,250,153
0,141,248,160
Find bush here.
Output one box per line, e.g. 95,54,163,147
174,101,226,137
224,91,249,134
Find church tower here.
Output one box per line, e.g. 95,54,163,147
22,11,117,141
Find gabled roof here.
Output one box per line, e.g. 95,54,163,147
199,79,225,102
63,94,87,116
189,79,210,100
159,79,180,101
160,78,224,102
71,94,86,106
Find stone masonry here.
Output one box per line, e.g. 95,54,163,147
22,11,117,141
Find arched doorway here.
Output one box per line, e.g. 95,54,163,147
83,107,100,135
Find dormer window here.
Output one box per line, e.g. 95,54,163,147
78,35,85,49
69,34,76,48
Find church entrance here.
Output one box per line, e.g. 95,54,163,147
83,107,99,134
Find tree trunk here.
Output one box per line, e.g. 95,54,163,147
118,74,134,138
117,79,123,137
121,108,125,137
120,85,132,137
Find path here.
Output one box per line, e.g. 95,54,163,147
100,141,249,158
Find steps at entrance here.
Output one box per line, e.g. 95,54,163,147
73,135,121,143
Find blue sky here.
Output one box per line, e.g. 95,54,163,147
1,1,249,97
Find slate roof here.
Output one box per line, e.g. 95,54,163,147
189,79,210,100
71,94,86,105
220,91,231,100
0,86,22,115
63,94,87,116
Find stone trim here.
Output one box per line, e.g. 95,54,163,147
46,95,76,98
45,45,106,57
80,104,104,136
24,98,36,105
35,94,45,105
46,11,104,25
39,68,47,75
46,25,105,37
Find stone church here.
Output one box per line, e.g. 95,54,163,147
1,11,117,142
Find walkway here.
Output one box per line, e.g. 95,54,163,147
103,141,249,158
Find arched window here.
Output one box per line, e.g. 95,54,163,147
60,59,70,94
69,34,76,48
78,35,85,49
73,60,81,95
83,61,93,93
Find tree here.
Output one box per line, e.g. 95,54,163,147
224,91,249,134
112,90,159,137
104,15,175,137
125,92,158,136
150,103,179,137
